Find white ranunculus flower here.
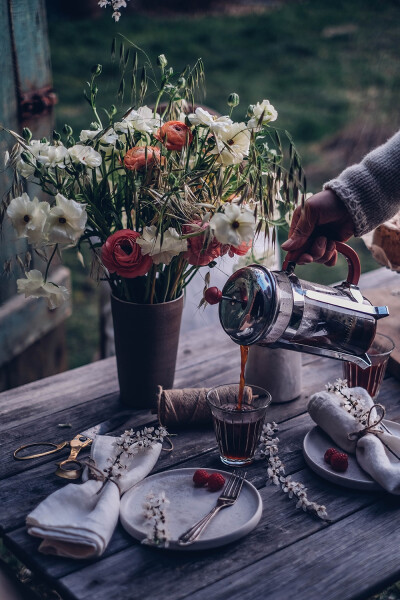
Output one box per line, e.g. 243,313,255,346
15,139,50,178
79,128,119,146
247,99,278,129
188,107,233,133
210,204,256,246
17,269,69,310
68,145,102,168
36,144,70,169
137,226,188,265
45,193,87,245
211,122,251,165
6,193,50,245
115,106,163,137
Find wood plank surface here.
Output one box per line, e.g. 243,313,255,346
2,268,400,600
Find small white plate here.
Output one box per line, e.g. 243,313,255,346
303,420,400,491
120,467,262,550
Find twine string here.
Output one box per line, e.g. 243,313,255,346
348,404,386,441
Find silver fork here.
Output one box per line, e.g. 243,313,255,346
178,470,246,545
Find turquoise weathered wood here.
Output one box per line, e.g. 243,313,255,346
0,0,70,389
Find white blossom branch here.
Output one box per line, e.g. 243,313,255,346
142,491,170,547
259,422,329,521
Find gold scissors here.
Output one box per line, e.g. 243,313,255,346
13,412,132,479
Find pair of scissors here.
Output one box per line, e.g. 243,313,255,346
13,412,133,480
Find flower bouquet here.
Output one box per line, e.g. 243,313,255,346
0,45,306,405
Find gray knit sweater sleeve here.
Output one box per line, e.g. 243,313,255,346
323,130,400,236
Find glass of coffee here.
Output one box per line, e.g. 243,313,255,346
207,383,272,466
342,333,395,399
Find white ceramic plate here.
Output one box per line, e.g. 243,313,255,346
303,420,400,491
120,467,263,550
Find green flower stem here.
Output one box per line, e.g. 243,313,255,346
44,244,58,282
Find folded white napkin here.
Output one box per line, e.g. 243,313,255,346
308,388,400,494
26,435,161,558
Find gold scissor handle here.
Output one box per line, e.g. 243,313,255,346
14,441,69,460
55,435,93,480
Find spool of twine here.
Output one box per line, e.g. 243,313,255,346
156,385,253,429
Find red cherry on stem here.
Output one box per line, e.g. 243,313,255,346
204,287,222,305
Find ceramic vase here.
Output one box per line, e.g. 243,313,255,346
245,345,302,403
111,294,184,409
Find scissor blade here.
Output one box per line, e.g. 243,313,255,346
80,412,134,440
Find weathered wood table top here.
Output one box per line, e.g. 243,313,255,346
1,267,400,600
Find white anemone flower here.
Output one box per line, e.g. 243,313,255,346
45,193,87,245
188,107,233,133
210,204,256,246
68,145,102,168
17,269,69,310
211,122,251,165
137,226,187,265
247,99,278,129
6,193,50,245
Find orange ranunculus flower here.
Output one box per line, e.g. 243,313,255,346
101,229,152,278
182,222,222,266
227,240,252,256
155,121,193,151
123,146,162,171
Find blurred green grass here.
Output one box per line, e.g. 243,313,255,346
46,0,400,367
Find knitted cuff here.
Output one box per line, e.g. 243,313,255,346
323,179,369,237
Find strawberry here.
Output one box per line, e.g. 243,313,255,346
207,472,225,492
330,452,349,472
193,469,210,487
324,448,339,464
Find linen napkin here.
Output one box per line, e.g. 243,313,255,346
26,435,161,558
308,387,400,494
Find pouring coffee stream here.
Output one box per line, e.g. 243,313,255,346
205,242,389,370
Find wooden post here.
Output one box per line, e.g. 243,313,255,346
0,0,71,391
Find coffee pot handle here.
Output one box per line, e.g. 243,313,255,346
282,241,361,285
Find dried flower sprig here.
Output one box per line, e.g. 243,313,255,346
326,379,369,426
259,422,329,520
142,491,170,547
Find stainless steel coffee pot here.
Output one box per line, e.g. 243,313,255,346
205,242,389,368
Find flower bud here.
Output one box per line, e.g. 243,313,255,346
52,130,61,142
22,127,32,142
91,64,102,76
165,67,173,77
227,93,239,108
109,105,117,117
21,151,32,164
157,54,168,68
177,77,186,89
247,104,255,118
63,124,73,136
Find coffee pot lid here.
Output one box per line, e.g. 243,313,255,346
218,265,277,345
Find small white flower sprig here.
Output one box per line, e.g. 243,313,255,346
93,426,168,492
326,379,369,426
142,491,170,547
259,422,329,521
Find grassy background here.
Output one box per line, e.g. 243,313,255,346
46,0,400,367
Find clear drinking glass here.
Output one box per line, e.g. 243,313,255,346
207,383,272,466
342,333,395,399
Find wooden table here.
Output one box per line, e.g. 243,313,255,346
2,268,400,600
